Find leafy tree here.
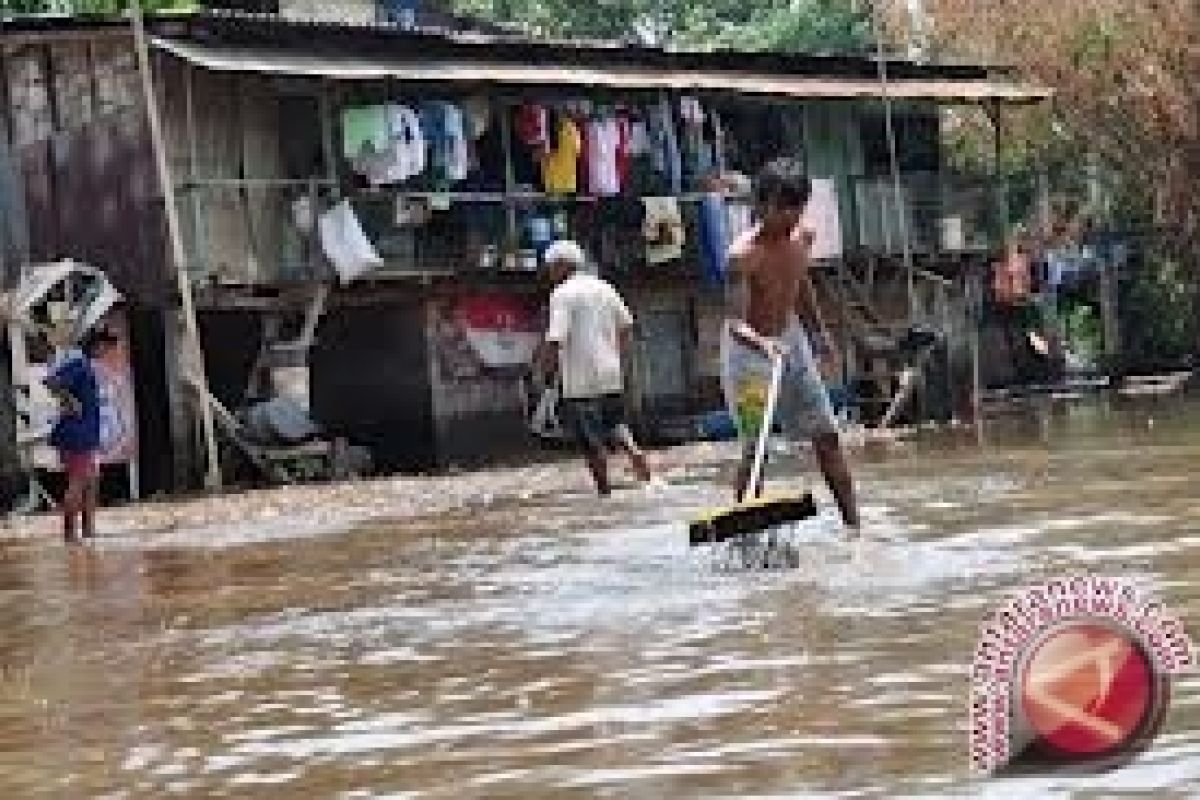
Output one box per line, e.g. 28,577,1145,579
451,0,872,52
925,0,1200,355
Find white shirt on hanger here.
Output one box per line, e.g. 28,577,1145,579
587,118,622,196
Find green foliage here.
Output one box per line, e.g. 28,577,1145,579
1120,252,1196,371
452,0,871,52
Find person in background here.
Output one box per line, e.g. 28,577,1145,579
43,326,117,543
539,240,654,496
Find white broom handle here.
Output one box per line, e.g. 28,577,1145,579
747,351,784,499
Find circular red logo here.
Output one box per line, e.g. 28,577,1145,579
1019,621,1159,759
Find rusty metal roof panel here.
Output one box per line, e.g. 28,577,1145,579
151,37,1051,103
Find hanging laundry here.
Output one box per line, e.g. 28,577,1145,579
642,196,685,265
699,193,730,287
615,115,633,189
461,96,491,139
516,103,550,155
627,119,651,156
542,116,583,194
679,96,711,187
319,200,384,285
711,110,728,175
586,116,622,197
377,104,425,184
649,98,683,195
725,200,754,244
342,105,388,161
573,110,590,194
422,102,469,186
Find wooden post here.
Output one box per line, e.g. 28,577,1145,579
499,100,518,268
130,0,222,490
968,267,984,443
185,65,206,279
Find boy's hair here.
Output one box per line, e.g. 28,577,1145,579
755,157,811,209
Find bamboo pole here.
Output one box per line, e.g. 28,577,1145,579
130,1,222,490
868,0,916,322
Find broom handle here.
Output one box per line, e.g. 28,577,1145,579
747,350,784,499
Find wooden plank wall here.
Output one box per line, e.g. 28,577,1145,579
1,31,169,305
158,59,285,284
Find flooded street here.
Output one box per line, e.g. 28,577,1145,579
2,400,1200,798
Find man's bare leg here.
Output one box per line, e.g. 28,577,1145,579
614,427,651,483
583,446,612,496
812,432,860,530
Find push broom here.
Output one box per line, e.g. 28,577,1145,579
689,351,817,546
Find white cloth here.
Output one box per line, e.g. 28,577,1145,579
627,120,651,156
319,200,383,285
546,273,634,399
586,118,622,196
382,104,426,183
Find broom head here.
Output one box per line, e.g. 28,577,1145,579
689,492,818,545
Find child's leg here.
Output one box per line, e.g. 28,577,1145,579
61,473,83,543
81,472,99,539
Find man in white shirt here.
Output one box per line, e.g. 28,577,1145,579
540,240,652,496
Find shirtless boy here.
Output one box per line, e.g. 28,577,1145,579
725,158,860,531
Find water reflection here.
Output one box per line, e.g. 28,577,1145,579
0,400,1198,797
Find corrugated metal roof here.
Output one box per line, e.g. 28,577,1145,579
152,37,1050,104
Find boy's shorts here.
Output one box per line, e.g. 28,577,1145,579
721,322,838,445
59,450,99,480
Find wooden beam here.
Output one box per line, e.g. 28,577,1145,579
130,0,223,490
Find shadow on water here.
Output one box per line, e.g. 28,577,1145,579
0,398,1199,797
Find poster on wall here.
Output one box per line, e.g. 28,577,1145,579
432,294,541,381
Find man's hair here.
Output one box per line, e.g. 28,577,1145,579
755,158,811,209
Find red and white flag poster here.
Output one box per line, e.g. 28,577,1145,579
454,295,541,369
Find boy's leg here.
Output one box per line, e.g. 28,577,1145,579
784,329,861,530
813,432,860,529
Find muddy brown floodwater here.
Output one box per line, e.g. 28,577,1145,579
2,399,1200,799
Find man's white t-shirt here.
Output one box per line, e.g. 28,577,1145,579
546,272,634,400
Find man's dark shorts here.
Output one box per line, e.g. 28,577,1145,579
561,394,629,452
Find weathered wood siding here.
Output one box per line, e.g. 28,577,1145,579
1,31,169,304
